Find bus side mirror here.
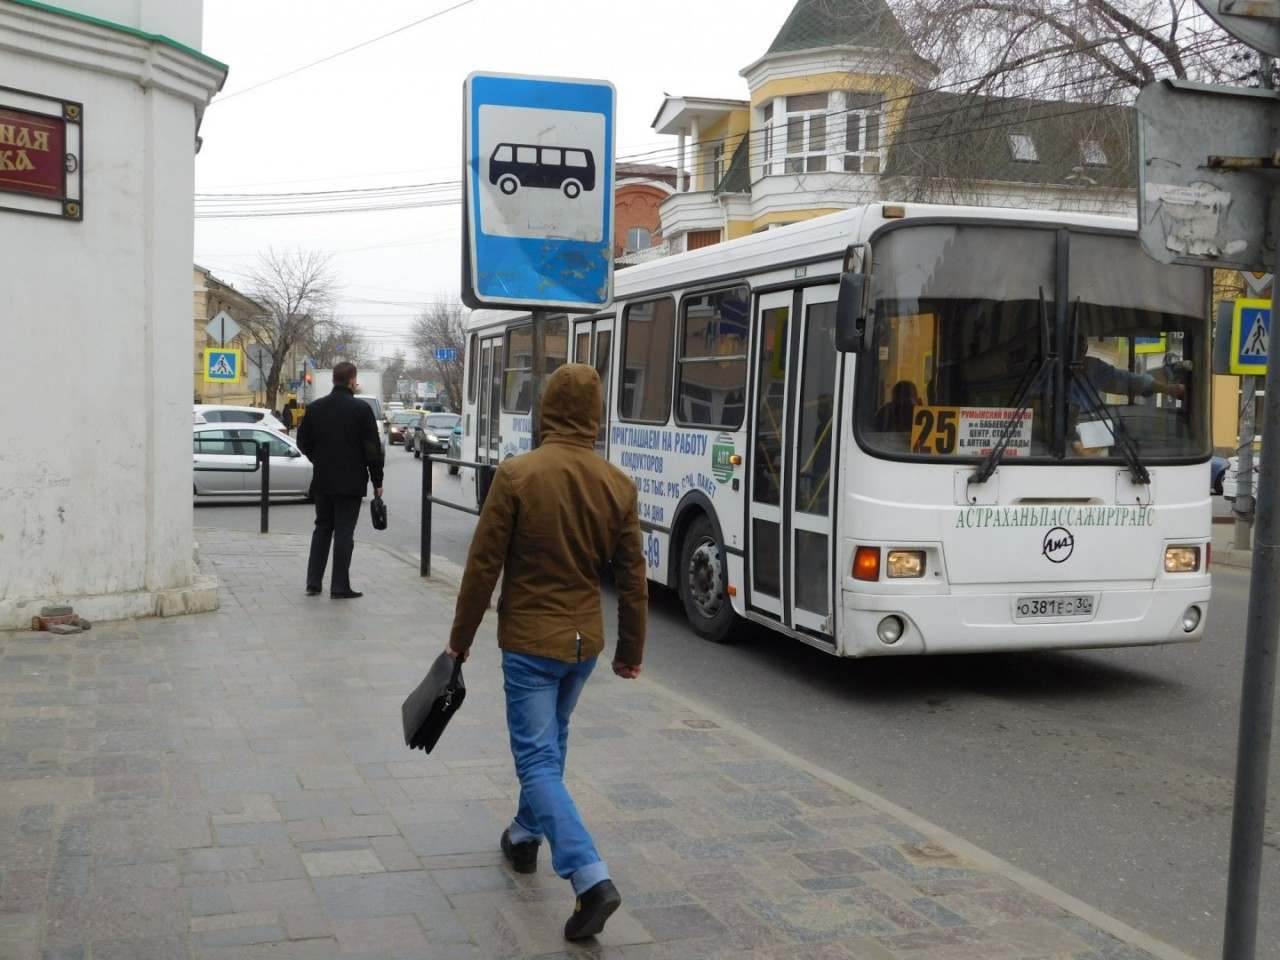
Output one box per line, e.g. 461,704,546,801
835,272,867,352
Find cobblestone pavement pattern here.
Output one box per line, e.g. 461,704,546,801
0,529,1190,959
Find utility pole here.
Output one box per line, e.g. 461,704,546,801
1223,46,1280,960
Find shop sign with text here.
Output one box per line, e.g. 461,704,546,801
0,86,83,221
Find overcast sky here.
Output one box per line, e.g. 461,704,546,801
196,0,791,362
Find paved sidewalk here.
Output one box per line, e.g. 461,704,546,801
0,529,1195,960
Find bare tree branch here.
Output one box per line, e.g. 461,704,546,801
239,249,337,412
410,298,468,412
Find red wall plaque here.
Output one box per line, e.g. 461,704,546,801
0,106,66,200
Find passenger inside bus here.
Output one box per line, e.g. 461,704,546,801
874,380,920,433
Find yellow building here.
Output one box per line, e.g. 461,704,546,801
651,0,1134,252
192,265,273,408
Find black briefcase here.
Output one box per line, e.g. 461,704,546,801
370,496,388,531
401,651,465,753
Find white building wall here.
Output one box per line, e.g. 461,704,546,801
0,0,224,628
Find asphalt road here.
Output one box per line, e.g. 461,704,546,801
196,449,1277,958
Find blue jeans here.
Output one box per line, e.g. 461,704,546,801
502,650,609,895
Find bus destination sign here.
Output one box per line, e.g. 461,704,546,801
911,406,1033,456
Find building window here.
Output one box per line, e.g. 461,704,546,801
676,286,749,429
843,91,882,174
784,92,831,174
619,297,676,423
625,227,652,253
687,229,721,251
1009,133,1039,162
711,140,725,188
1081,139,1108,167
762,103,774,171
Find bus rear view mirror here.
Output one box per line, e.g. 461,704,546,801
835,272,867,352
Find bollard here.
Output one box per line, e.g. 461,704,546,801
259,443,270,534
421,452,432,578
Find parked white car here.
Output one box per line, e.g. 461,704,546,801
1223,455,1261,503
192,423,312,500
194,404,288,433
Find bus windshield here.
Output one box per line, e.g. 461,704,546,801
857,224,1209,464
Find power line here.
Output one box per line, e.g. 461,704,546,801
212,0,479,104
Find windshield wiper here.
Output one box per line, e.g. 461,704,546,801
1064,297,1151,486
970,287,1055,487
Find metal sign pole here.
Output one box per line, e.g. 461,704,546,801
1235,374,1258,550
1223,186,1280,960
220,316,226,405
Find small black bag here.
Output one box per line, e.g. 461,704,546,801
401,652,465,753
370,495,387,530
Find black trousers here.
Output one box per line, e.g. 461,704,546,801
307,492,361,593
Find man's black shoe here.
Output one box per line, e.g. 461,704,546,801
305,586,322,596
564,879,621,941
500,828,540,874
330,590,363,599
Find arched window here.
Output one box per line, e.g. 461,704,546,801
625,227,652,252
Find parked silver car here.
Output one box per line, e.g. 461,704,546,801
192,423,313,500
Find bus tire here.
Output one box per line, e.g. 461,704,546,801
562,179,582,199
678,514,735,644
499,175,519,195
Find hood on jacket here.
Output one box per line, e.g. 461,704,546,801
540,363,601,446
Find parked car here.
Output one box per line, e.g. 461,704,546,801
194,405,287,433
388,411,421,446
1223,455,1261,503
411,413,461,459
192,423,312,500
1211,456,1228,496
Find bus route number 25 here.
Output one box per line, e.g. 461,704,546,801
911,406,959,455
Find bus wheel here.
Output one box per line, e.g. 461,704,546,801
499,175,519,195
679,515,735,643
562,179,582,199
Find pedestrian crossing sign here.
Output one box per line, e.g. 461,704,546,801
1231,299,1271,375
205,348,242,383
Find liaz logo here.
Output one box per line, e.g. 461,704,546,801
711,434,735,483
1042,527,1075,564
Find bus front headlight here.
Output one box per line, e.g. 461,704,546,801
1164,546,1201,573
886,550,926,578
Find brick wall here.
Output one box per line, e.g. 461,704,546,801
614,183,669,258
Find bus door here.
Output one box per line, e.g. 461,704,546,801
476,336,502,464
747,287,840,637
573,316,614,455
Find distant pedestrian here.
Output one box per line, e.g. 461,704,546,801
447,364,647,942
280,395,299,433
296,362,384,599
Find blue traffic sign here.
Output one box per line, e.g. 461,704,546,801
463,72,616,312
204,349,240,384
1231,299,1271,375
435,348,457,362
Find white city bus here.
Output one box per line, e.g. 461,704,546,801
458,203,1212,657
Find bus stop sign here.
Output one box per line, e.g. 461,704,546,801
462,72,616,312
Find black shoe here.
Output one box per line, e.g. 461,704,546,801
305,586,322,596
564,879,621,941
330,590,363,599
500,828,540,874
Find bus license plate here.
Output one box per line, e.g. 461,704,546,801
1015,596,1094,619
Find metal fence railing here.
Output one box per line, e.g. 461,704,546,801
193,437,271,533
420,452,496,578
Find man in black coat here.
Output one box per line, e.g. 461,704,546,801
296,362,385,599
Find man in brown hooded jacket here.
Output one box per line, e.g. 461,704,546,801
447,363,647,941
